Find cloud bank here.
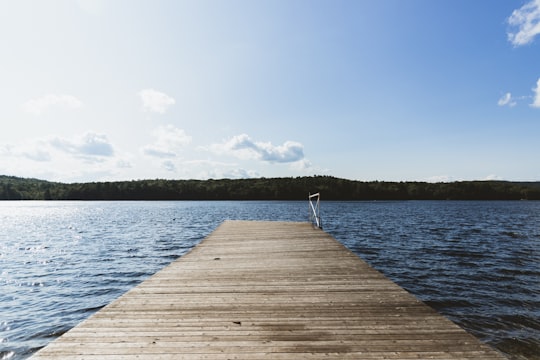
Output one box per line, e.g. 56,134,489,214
213,134,305,163
1,140,52,162
142,125,192,158
51,132,114,158
508,0,540,46
139,89,175,114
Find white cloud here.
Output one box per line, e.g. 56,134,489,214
22,148,51,162
138,89,175,114
289,158,330,175
23,94,83,115
0,135,122,183
51,132,114,158
212,134,305,163
197,167,260,180
508,0,540,46
426,175,454,183
0,140,52,162
221,168,259,179
162,160,176,172
497,92,516,107
260,141,304,163
532,78,540,108
181,159,261,179
142,125,192,158
483,174,503,181
289,159,313,172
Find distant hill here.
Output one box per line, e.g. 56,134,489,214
1,175,539,200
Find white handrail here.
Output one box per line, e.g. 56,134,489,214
308,192,322,229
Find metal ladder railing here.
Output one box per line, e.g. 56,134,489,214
308,192,322,229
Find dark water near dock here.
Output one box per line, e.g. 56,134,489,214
0,201,538,359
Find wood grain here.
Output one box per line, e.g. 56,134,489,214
31,220,507,359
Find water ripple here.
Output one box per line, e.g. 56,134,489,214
1,200,538,360
323,200,540,360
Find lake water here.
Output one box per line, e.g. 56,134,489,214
0,201,538,360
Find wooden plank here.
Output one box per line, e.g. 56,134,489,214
30,220,507,359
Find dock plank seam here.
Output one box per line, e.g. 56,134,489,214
31,220,507,359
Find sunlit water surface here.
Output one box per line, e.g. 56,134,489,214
0,201,538,359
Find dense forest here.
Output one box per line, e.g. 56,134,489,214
1,175,539,200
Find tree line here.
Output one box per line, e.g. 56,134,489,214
1,175,539,201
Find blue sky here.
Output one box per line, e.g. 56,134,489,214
0,0,538,182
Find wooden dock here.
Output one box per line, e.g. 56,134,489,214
31,220,506,359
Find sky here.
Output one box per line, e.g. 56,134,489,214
0,0,539,183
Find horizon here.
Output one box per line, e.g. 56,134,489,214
2,173,539,185
1,1,539,183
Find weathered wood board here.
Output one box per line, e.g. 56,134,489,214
31,220,507,359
